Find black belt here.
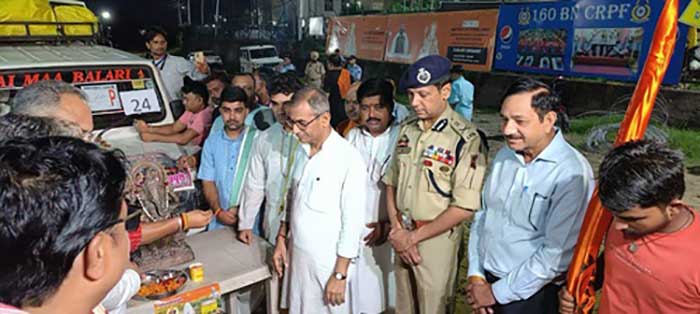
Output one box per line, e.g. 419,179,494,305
485,271,501,284
485,271,565,286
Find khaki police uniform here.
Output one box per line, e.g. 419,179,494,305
383,55,487,314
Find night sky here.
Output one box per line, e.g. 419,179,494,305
85,0,255,52
86,0,188,52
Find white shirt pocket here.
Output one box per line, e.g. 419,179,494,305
304,173,340,214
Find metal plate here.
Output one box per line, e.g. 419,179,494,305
134,269,188,301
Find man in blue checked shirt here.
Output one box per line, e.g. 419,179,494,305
466,78,594,314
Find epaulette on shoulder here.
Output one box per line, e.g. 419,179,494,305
449,116,477,140
400,115,419,127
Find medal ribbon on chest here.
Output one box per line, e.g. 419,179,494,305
422,145,454,166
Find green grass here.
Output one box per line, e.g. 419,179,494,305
667,128,700,165
568,114,624,135
567,114,700,167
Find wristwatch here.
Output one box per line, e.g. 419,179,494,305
333,272,347,280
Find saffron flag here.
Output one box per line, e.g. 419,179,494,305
565,0,680,313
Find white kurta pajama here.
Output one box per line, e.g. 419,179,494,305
286,130,367,314
240,123,302,245
345,126,400,314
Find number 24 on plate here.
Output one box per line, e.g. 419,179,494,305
120,89,161,115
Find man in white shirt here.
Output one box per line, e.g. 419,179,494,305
143,26,208,101
345,78,400,313
238,73,303,245
272,87,367,313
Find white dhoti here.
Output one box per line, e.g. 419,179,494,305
351,228,396,314
288,245,352,314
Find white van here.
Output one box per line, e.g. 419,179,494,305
239,44,283,73
0,2,187,159
0,44,190,158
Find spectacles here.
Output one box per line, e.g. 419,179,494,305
284,112,326,129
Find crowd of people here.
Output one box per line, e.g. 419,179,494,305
0,27,699,314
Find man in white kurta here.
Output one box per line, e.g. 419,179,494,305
238,74,304,245
273,87,367,314
345,78,402,313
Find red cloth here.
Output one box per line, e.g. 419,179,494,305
128,224,142,253
599,208,700,313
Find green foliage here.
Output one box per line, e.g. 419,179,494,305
568,114,700,166
385,0,438,14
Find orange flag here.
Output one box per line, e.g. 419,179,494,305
565,1,680,313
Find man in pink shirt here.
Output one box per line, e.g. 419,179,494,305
559,140,700,314
135,78,213,146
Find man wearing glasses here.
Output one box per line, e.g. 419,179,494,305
0,137,130,314
272,87,367,313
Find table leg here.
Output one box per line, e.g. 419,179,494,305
266,273,280,314
225,292,239,314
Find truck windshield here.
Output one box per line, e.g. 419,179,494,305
0,65,166,130
249,48,277,59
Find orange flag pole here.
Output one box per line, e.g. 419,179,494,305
565,1,680,313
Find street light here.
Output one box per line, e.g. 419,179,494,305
100,10,111,21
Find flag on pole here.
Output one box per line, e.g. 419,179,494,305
566,0,680,313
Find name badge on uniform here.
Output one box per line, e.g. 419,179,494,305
396,134,411,154
422,145,454,166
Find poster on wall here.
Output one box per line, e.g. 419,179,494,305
383,10,499,71
439,10,499,71
384,13,437,63
493,0,689,84
327,10,499,72
327,15,388,62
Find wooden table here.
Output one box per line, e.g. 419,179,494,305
127,228,279,314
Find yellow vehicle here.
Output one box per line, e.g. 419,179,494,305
0,0,187,158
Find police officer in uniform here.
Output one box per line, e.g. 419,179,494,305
383,55,487,314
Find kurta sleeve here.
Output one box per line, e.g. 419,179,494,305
239,135,267,231
336,151,368,259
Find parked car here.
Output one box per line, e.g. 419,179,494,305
239,44,283,73
187,50,224,67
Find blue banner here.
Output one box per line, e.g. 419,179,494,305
494,0,689,84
